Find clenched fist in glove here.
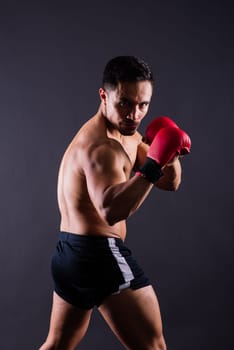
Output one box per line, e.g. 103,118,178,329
137,116,191,183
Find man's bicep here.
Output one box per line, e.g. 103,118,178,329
83,145,126,211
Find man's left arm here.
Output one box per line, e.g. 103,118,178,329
134,139,182,191
155,156,181,191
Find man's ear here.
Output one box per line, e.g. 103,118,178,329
99,88,107,104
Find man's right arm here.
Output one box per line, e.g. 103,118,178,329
82,142,153,226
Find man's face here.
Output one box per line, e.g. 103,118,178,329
100,80,153,136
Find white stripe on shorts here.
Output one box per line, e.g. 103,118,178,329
107,238,134,293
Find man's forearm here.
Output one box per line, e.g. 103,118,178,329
155,158,182,191
102,175,153,225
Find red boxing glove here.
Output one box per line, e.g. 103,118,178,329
138,126,191,183
145,116,179,144
148,126,191,166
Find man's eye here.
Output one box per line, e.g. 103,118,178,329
140,103,149,109
119,101,128,107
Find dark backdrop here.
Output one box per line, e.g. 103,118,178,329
1,1,233,349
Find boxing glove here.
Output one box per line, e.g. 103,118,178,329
138,126,191,183
145,116,179,144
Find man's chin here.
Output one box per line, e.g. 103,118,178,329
120,127,137,136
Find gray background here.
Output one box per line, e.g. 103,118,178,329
1,0,233,349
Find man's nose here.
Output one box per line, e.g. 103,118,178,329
126,106,140,120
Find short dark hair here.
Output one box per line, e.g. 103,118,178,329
102,56,153,90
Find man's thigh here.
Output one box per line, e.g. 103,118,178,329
42,292,93,349
98,285,166,350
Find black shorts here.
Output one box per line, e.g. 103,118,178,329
51,232,150,309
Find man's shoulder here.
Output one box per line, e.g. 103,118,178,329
70,133,116,166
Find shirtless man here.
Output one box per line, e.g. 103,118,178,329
39,56,191,350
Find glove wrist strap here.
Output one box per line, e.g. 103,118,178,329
137,157,163,183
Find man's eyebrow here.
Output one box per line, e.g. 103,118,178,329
119,96,130,100
118,97,133,104
119,96,150,104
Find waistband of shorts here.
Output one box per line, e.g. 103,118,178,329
59,231,124,247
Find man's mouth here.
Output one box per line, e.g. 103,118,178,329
123,122,138,130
